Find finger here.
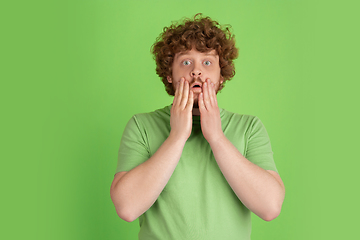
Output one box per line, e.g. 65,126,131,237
174,78,184,106
180,80,189,109
186,90,194,111
212,82,218,103
209,81,217,105
172,81,180,106
206,79,215,105
203,81,211,108
198,92,207,112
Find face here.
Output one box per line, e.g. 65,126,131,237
167,48,223,105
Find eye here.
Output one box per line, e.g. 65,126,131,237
204,60,211,66
182,60,191,66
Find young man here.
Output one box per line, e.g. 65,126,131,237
110,14,285,240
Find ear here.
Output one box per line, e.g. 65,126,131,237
220,76,224,84
167,76,172,83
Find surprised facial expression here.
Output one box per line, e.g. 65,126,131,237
167,48,223,104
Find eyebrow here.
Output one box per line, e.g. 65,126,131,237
175,52,191,58
204,52,218,57
176,51,218,58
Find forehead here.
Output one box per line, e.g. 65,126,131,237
174,49,218,59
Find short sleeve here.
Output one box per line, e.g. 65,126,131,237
115,116,150,173
245,117,278,173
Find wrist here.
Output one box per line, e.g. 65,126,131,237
168,131,189,145
207,132,226,146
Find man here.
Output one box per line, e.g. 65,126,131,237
110,14,285,240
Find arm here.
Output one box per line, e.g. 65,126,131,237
110,78,193,222
199,79,285,221
208,136,285,221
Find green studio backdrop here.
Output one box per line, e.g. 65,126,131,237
6,0,355,239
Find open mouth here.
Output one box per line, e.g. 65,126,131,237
191,83,202,93
192,83,202,89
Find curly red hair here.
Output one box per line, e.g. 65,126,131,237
151,14,239,96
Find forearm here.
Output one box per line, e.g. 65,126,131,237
209,135,285,221
110,134,186,222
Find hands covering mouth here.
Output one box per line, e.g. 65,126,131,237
170,78,223,144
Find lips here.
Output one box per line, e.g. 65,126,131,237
191,82,202,93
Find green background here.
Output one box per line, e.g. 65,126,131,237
3,0,359,239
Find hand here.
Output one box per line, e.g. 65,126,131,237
199,79,224,144
169,78,194,141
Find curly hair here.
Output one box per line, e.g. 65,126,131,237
151,13,239,96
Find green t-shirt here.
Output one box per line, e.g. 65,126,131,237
116,105,277,240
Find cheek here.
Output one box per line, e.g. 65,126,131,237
172,80,181,90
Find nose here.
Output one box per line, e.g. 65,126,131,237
190,62,202,77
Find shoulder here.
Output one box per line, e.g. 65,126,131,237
134,105,170,121
220,109,269,139
133,105,171,120
126,105,172,131
220,108,261,126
